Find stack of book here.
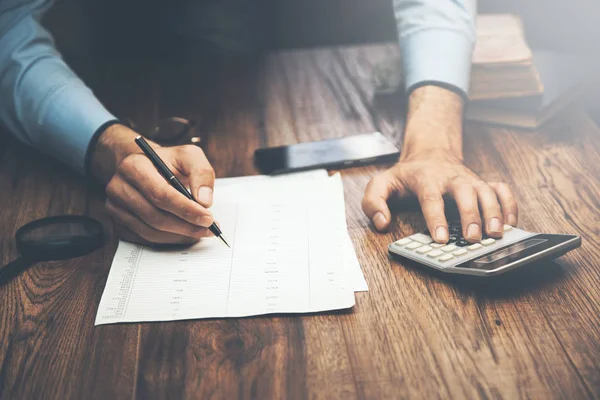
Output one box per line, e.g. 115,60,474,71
469,14,543,102
466,14,591,130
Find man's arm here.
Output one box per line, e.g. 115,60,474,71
0,0,116,173
0,1,217,246
362,0,518,243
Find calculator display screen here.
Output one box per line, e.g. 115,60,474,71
455,234,576,271
474,238,547,265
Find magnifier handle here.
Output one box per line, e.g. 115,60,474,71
0,256,33,286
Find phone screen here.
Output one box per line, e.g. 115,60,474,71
254,132,400,174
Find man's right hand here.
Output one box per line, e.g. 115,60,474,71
91,124,216,245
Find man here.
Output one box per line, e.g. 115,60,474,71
0,0,517,246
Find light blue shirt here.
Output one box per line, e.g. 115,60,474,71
394,0,476,93
0,0,476,174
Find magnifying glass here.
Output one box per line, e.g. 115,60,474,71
0,216,104,286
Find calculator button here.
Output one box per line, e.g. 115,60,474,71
416,245,433,254
439,254,454,262
504,224,513,231
394,238,413,246
430,243,445,248
406,242,423,250
441,244,457,252
449,225,461,234
427,250,444,258
481,238,496,246
453,249,468,256
468,243,483,251
448,235,459,243
409,233,434,244
456,239,470,247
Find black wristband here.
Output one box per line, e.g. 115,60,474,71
406,80,469,104
84,119,122,178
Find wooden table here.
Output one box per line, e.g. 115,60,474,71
1,44,599,399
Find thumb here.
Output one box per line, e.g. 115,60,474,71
172,145,216,208
362,170,403,232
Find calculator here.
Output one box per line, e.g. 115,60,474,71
388,222,581,277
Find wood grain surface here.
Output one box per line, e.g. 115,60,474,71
1,44,599,399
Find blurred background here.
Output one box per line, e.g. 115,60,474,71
44,0,600,123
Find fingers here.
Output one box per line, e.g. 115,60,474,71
475,183,504,238
107,199,210,245
106,175,213,238
171,145,216,208
117,154,213,227
108,146,216,246
417,187,449,243
451,183,482,242
451,180,516,241
362,170,397,231
489,182,518,226
360,155,518,247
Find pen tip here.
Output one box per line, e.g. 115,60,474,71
219,235,231,248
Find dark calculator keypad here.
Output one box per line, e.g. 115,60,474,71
449,225,461,234
449,222,476,246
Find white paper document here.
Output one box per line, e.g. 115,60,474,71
95,171,366,325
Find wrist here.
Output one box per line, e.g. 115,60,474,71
400,148,464,165
90,123,156,183
401,85,465,161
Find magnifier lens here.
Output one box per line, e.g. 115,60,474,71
21,221,93,244
0,216,104,287
16,216,104,261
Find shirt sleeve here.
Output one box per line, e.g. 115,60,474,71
393,0,477,95
0,0,116,174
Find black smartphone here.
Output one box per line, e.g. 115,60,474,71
254,132,400,174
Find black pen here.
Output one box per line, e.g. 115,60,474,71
134,136,230,248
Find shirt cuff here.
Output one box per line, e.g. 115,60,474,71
401,29,474,96
39,84,116,175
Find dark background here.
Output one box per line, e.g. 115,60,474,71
44,0,600,123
